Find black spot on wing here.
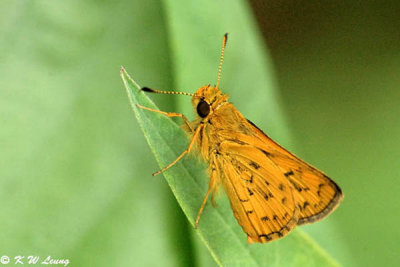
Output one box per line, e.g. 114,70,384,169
247,188,254,196
284,170,294,177
261,216,269,221
249,161,260,169
259,148,271,157
278,183,285,191
317,183,325,196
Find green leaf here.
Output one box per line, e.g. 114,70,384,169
121,68,339,267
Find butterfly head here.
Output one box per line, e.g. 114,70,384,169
192,85,228,119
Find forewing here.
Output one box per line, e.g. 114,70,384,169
241,120,343,225
214,141,300,243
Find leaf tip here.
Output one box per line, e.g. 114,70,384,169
120,66,127,82
120,67,140,90
120,66,128,80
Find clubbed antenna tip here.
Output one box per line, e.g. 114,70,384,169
141,87,155,93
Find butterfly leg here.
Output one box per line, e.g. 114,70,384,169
151,125,201,176
210,170,218,207
195,168,217,228
136,104,194,132
211,191,218,207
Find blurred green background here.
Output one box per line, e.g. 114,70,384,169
1,0,399,266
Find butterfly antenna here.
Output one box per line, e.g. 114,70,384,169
216,33,228,89
141,87,194,96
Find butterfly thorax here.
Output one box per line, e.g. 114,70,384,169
191,86,251,162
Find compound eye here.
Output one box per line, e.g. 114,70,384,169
196,100,210,118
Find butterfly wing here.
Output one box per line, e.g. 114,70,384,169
242,119,343,225
213,141,300,243
195,100,342,243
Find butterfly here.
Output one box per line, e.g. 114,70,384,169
137,33,343,243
